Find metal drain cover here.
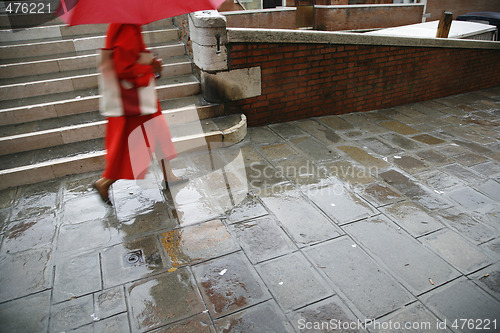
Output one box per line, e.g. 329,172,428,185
124,250,144,266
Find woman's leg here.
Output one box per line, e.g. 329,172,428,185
160,159,184,183
93,177,116,205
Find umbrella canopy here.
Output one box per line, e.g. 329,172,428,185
57,0,226,26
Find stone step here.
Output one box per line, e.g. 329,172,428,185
0,58,193,101
0,102,224,154
0,74,201,125
0,113,247,189
0,95,217,136
0,14,172,31
0,28,179,60
0,17,174,41
0,42,186,79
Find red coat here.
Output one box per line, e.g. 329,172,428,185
102,24,177,180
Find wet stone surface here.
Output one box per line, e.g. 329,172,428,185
160,219,239,267
288,296,362,333
420,278,500,330
256,252,334,311
127,268,205,331
214,300,294,333
192,252,271,318
2,88,500,332
306,183,378,225
262,189,342,246
229,216,296,264
380,201,444,237
346,216,460,295
391,155,430,174
305,237,415,320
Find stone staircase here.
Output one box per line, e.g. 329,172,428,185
0,17,247,189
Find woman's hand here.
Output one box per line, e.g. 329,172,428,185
152,57,163,78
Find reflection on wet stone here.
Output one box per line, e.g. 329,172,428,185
305,237,415,319
323,160,375,185
415,169,463,192
94,313,130,333
50,294,94,332
62,194,110,225
257,252,333,311
261,143,297,161
57,219,114,254
289,296,361,333
160,219,239,268
10,181,59,221
53,252,101,303
306,184,378,225
380,201,443,237
435,207,496,244
95,287,127,320
290,136,339,162
101,235,165,288
296,119,344,144
226,193,268,224
0,247,53,303
391,155,430,174
273,156,330,186
380,133,422,151
356,137,401,156
192,252,271,318
380,120,420,135
345,216,460,295
154,313,215,332
214,300,293,333
358,183,402,207
127,268,205,331
421,229,492,274
229,216,296,264
1,215,56,254
411,134,446,145
269,122,305,138
379,170,449,211
338,145,388,169
0,290,50,333
262,190,342,246
445,187,494,210
454,152,489,166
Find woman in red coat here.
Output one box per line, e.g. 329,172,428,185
93,23,186,205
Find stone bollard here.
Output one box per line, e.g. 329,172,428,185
189,10,262,104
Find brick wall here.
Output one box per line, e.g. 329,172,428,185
226,43,500,126
314,4,424,31
223,9,297,29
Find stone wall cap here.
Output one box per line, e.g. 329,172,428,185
314,3,425,9
227,28,500,50
190,10,227,28
221,7,296,16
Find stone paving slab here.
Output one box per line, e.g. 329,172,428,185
256,252,334,312
304,237,415,320
192,251,271,318
1,87,500,332
419,278,500,333
344,216,460,295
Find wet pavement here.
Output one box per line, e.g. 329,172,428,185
1,87,500,332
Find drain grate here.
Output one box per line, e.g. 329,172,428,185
123,250,144,266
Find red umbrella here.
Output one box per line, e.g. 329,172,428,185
57,0,226,26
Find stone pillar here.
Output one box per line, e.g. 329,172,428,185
189,11,262,103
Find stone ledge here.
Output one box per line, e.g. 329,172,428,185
227,28,500,50
221,8,296,16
